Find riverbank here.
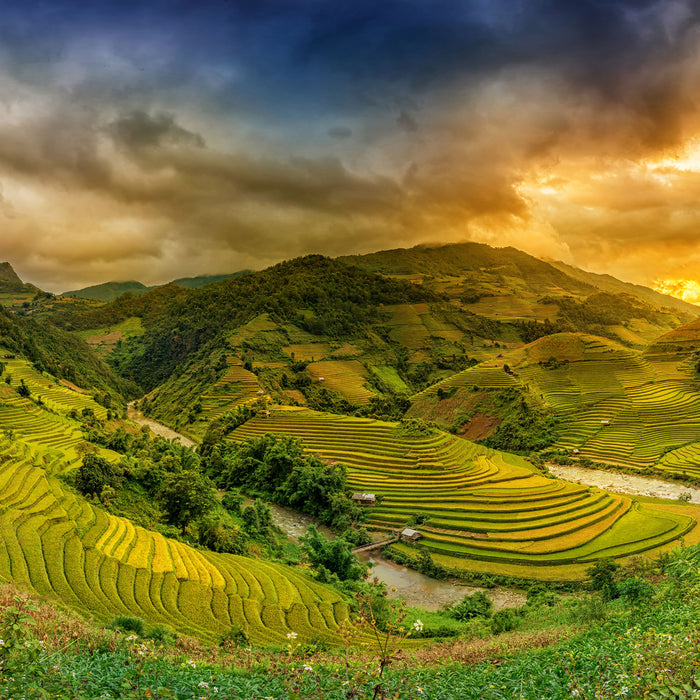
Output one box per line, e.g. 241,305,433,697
126,402,195,447
547,463,700,503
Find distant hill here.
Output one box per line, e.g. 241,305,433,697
170,271,250,289
546,259,700,317
62,280,149,302
62,271,249,302
0,261,39,295
341,242,697,346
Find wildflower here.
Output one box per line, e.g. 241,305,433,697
0,640,5,646
303,664,313,672
126,634,138,642
286,632,298,640
412,619,424,633
198,681,209,688
417,687,423,695
183,659,196,669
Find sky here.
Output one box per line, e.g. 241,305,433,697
2,0,700,297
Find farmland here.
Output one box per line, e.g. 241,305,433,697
229,408,698,580
0,401,349,644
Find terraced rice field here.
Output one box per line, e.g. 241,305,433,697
0,433,348,645
3,359,108,420
199,361,266,422
230,409,694,579
283,344,331,361
499,335,700,476
412,365,519,400
305,360,375,405
383,304,466,349
0,360,116,474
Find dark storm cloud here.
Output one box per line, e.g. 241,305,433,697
109,111,205,151
2,0,700,290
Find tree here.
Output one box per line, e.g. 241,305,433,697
75,454,124,497
586,558,621,601
300,526,367,582
159,470,214,533
16,379,30,398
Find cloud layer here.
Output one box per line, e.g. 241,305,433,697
1,0,700,292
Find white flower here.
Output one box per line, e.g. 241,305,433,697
198,681,209,688
126,634,138,642
0,639,5,646
286,631,298,640
303,664,313,672
185,659,197,668
412,619,424,632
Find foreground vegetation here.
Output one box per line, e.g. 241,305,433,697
3,544,700,698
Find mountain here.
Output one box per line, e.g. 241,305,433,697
0,261,40,296
170,271,250,289
341,242,697,346
0,303,136,400
62,271,250,302
62,280,149,302
546,259,700,317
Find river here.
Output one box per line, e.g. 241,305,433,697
547,463,700,503
126,404,525,611
127,402,195,447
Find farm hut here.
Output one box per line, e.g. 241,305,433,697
256,389,265,395
572,448,580,455
351,492,376,506
259,410,271,418
400,528,422,542
317,377,325,382
600,420,610,426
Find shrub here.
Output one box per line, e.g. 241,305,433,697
145,624,177,645
618,577,654,605
108,615,146,636
218,624,249,649
445,590,493,621
490,608,520,634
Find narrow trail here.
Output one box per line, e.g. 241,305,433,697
127,401,195,447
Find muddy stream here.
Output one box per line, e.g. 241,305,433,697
127,402,195,447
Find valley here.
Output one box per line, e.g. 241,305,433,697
1,242,700,695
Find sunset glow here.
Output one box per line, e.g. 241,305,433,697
0,1,699,294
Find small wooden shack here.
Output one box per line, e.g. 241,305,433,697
572,448,580,455
400,528,422,542
351,492,376,506
258,410,271,418
600,420,610,426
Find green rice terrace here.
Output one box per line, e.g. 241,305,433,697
414,331,700,478
0,362,351,645
229,408,700,581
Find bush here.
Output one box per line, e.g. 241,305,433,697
586,558,621,601
108,615,146,636
218,624,249,649
445,590,493,621
145,624,177,645
490,608,520,634
618,577,654,605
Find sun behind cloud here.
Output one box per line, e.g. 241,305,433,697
653,278,700,305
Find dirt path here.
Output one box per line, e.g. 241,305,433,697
127,402,195,447
547,463,700,503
